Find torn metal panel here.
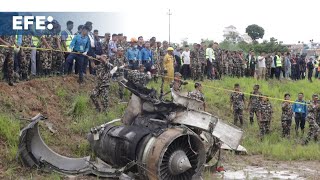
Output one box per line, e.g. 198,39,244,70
171,89,205,111
18,114,122,178
211,120,243,150
173,110,217,131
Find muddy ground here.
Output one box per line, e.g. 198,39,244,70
0,76,319,179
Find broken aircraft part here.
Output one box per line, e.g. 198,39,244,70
18,80,244,179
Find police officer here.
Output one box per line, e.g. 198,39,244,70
230,83,245,127
247,84,263,125
281,93,293,138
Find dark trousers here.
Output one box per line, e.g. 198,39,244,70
275,67,281,80
295,113,306,131
307,69,313,81
291,65,298,80
206,59,213,79
65,53,85,81
270,67,275,79
181,64,190,80
315,69,319,78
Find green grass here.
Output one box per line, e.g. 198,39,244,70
69,94,90,117
0,114,20,162
149,77,320,160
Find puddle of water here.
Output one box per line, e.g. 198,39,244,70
214,166,305,180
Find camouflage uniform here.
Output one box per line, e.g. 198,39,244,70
190,49,202,81
228,55,234,76
40,35,53,74
151,47,160,82
198,48,206,80
90,62,113,112
230,92,245,126
188,89,205,102
265,56,273,80
127,69,149,89
213,49,222,79
258,101,273,137
0,35,15,84
102,40,109,55
51,35,64,75
170,80,182,92
233,56,242,78
305,102,320,144
20,35,32,80
249,91,262,124
114,55,127,100
281,102,293,137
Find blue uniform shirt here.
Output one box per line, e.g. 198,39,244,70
69,34,90,53
292,100,307,115
126,47,139,60
139,48,153,64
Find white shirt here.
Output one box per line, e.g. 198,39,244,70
181,50,191,65
258,56,266,68
88,32,95,48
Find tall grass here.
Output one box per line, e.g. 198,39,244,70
0,115,20,161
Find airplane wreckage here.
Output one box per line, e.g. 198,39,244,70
18,75,245,180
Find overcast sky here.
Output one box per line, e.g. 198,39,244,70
2,0,319,44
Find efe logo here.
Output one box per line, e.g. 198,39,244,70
12,16,54,30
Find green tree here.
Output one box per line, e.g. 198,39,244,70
245,24,265,41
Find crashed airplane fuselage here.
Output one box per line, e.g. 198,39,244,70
18,81,243,180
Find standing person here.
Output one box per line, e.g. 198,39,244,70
265,54,273,80
181,45,191,80
173,47,182,73
292,93,307,136
199,43,207,81
65,26,90,84
298,55,306,79
163,47,175,82
102,33,110,55
138,41,153,72
246,50,256,77
108,34,118,64
284,53,291,79
19,34,32,80
39,27,53,76
290,54,298,81
230,83,245,127
258,96,273,138
304,94,320,144
90,55,114,112
281,93,293,138
60,21,74,53
0,35,17,86
274,52,282,80
84,21,95,75
205,43,215,80
137,36,144,51
307,58,314,82
213,42,222,79
257,52,266,80
170,72,187,92
51,21,64,76
190,44,202,81
114,47,127,101
126,38,139,70
270,53,276,79
247,84,262,125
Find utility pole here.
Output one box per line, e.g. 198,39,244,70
167,9,172,45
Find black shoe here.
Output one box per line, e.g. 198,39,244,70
8,81,14,86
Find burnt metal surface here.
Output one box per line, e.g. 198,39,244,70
18,79,244,179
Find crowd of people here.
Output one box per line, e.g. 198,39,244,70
0,20,319,144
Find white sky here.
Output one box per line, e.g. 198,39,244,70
1,0,320,44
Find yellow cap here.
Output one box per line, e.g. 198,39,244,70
167,47,174,51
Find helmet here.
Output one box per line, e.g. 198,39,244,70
167,47,174,51
130,38,138,42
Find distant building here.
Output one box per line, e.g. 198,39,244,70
223,25,240,43
240,33,253,44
